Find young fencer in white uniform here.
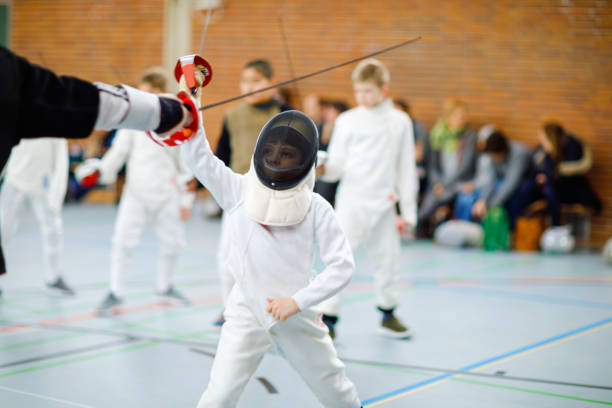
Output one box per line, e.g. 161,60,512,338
318,58,418,339
76,69,195,311
1,138,74,295
180,93,362,405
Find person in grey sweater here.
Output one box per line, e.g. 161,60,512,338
470,131,531,220
417,99,477,227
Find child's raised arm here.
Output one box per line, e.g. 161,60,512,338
180,122,243,212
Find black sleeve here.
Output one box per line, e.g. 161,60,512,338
0,47,101,275
563,134,584,161
215,119,231,167
1,46,99,145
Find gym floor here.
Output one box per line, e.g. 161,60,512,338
1,202,611,407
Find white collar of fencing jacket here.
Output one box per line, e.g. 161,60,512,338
243,161,315,227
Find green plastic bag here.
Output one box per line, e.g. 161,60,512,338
482,206,510,251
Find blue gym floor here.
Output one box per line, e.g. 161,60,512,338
0,202,611,407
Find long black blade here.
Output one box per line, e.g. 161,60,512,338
198,36,422,111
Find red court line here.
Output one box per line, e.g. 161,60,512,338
441,276,612,285
0,325,29,335
0,296,222,336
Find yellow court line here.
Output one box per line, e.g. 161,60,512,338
364,320,612,407
365,378,453,407
469,321,612,375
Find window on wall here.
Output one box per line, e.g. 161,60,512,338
0,3,9,47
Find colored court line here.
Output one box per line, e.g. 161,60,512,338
0,338,136,369
343,358,612,391
0,302,222,352
355,361,612,406
0,295,222,336
0,332,88,351
0,341,158,379
362,316,612,407
0,279,215,319
0,384,95,408
454,377,612,406
429,285,612,310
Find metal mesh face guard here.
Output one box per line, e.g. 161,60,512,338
253,110,318,190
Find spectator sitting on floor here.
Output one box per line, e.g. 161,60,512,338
510,121,602,226
417,98,477,233
456,131,531,223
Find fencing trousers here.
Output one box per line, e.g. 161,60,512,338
110,190,185,296
0,184,62,283
320,206,400,316
197,298,361,408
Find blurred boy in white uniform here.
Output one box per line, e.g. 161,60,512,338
318,58,418,339
77,69,195,311
1,138,73,295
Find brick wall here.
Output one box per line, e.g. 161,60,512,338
11,0,165,85
11,0,612,246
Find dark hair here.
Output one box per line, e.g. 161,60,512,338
542,122,565,160
484,131,509,154
331,100,349,113
393,98,410,113
321,99,349,113
244,59,274,79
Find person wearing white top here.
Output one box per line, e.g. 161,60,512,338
0,138,73,295
318,59,418,339
75,70,196,311
182,107,361,408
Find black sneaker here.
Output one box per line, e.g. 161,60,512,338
97,292,123,312
46,277,75,296
158,286,191,305
322,314,338,340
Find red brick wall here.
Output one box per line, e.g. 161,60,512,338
11,0,612,245
11,0,165,85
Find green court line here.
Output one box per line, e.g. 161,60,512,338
0,283,217,321
0,322,221,378
445,257,541,281
454,377,612,406
0,341,158,378
353,361,612,405
345,293,377,304
0,333,87,351
0,302,222,351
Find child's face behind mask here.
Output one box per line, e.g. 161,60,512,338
353,80,387,108
240,67,273,104
262,141,303,169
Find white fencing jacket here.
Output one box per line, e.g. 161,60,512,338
4,138,68,212
97,129,193,209
322,98,418,226
181,125,355,330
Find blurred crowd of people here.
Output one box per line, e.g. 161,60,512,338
66,75,603,254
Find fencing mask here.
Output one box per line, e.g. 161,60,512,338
244,110,319,226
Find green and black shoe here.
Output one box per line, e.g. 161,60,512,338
377,307,412,339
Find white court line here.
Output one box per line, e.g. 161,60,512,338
0,384,95,408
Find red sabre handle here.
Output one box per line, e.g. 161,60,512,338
174,55,213,92
145,91,199,147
